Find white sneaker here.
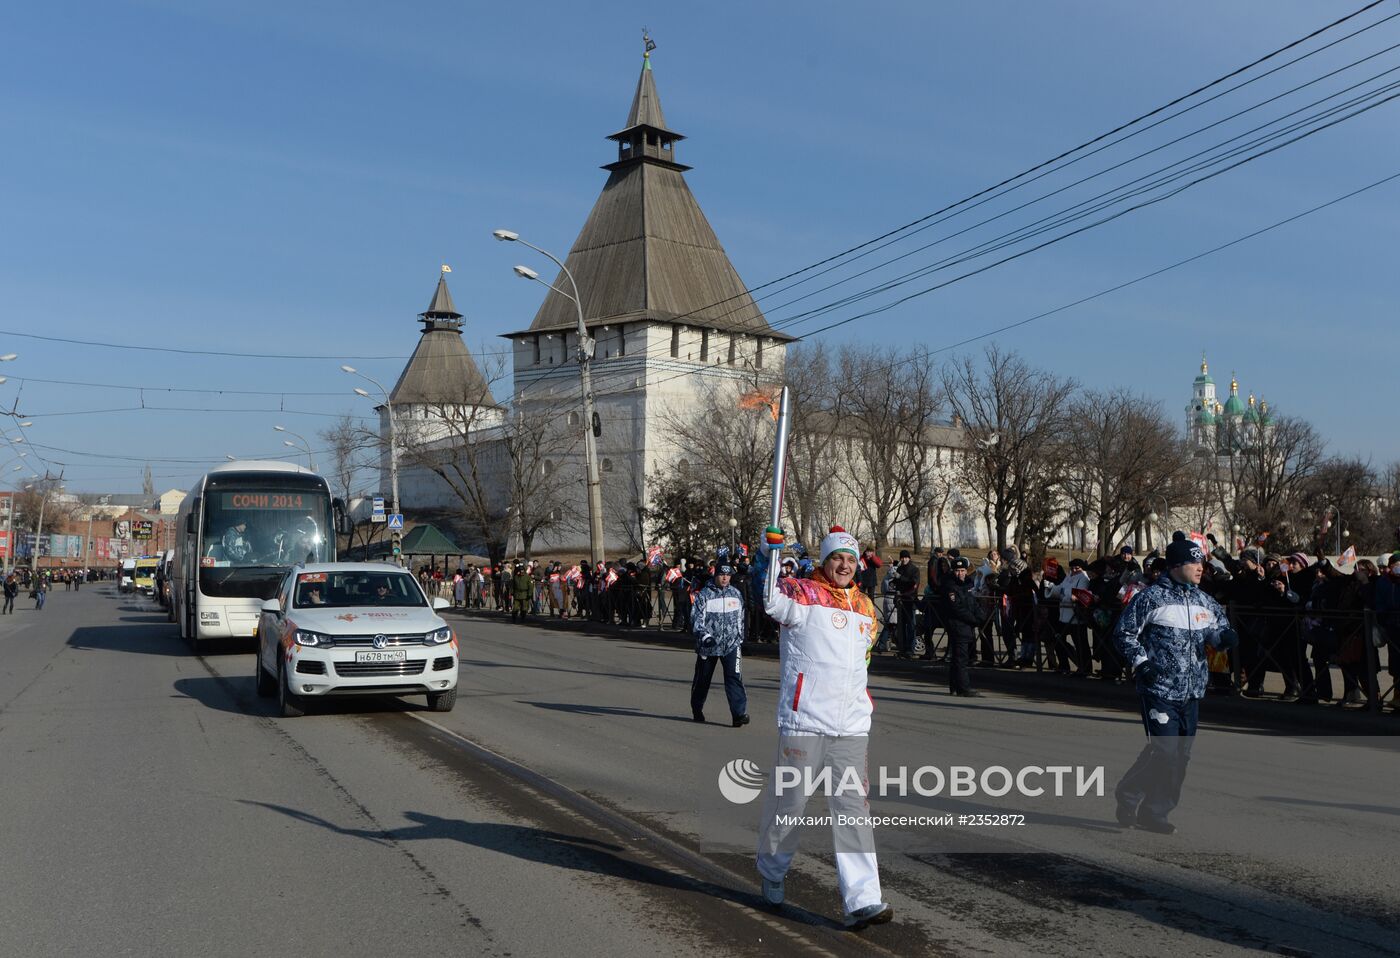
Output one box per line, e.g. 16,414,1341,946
760,876,784,905
845,902,893,930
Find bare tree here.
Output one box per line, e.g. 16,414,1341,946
602,463,648,557
889,347,946,553
318,414,375,505
501,408,579,559
1061,390,1189,556
943,346,1075,551
395,356,513,561
1210,413,1324,550
833,348,906,549
783,343,841,546
659,373,777,550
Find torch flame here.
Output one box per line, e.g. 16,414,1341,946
738,388,780,421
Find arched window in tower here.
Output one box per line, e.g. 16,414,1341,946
677,458,690,476
601,458,614,473
700,330,709,362
756,337,765,369
670,326,680,359
727,334,737,367
532,335,541,365
567,411,580,427
542,460,554,477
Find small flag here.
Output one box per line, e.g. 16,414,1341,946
646,545,663,567
604,568,619,588
1340,545,1357,566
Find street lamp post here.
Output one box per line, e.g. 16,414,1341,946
273,425,316,471
728,515,738,555
343,367,401,565
495,229,606,566
1145,493,1170,551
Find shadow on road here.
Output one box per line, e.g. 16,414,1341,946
523,700,693,724
172,674,430,718
238,801,834,927
1258,795,1400,817
459,658,691,688
69,623,187,657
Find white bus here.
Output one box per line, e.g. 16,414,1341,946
172,461,350,649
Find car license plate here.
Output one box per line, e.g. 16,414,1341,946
355,650,408,663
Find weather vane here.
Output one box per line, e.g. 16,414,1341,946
643,28,656,57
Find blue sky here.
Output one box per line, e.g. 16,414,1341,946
2,0,1396,493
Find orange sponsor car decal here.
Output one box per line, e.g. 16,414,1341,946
298,572,328,583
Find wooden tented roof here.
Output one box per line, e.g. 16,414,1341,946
389,274,499,408
510,55,787,341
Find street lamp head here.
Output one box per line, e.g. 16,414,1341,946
0,354,17,362
283,440,297,448
513,265,540,280
340,365,357,374
273,425,287,433
1149,512,1159,523
1075,519,1086,530
493,229,519,242
0,377,7,385
17,421,32,428
728,517,738,529
225,455,237,461
353,387,372,399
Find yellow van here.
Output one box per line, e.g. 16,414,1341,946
134,556,159,595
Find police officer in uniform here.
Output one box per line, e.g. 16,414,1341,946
941,555,983,697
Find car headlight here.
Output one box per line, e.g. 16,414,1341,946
427,627,453,645
294,630,333,648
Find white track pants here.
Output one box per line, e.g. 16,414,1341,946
755,732,882,914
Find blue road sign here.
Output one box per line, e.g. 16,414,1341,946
387,514,404,529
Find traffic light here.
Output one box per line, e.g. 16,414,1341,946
391,531,402,557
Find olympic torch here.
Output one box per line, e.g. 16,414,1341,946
764,386,792,600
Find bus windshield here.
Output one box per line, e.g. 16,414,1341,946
198,475,334,599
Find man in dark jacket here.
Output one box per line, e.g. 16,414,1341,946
940,556,982,697
894,550,920,657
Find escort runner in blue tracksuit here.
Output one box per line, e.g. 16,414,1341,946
1112,532,1237,834
690,563,749,727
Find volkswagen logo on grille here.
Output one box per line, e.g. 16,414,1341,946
372,634,389,650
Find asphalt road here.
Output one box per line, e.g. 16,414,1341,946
2,587,1396,957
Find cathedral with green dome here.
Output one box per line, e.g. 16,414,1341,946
1186,355,1273,455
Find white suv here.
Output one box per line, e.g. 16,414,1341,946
255,562,459,717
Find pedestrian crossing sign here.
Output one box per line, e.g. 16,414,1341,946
387,514,404,529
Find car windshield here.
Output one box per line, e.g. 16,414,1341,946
292,571,425,609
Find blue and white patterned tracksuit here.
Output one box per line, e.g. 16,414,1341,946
1112,575,1229,823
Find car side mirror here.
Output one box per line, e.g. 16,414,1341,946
431,597,450,611
260,598,282,615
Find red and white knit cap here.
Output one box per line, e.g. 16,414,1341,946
819,525,860,563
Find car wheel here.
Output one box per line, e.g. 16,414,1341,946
426,687,457,713
278,658,305,718
255,648,276,697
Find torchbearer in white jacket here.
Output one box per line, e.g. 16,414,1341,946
754,524,893,931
